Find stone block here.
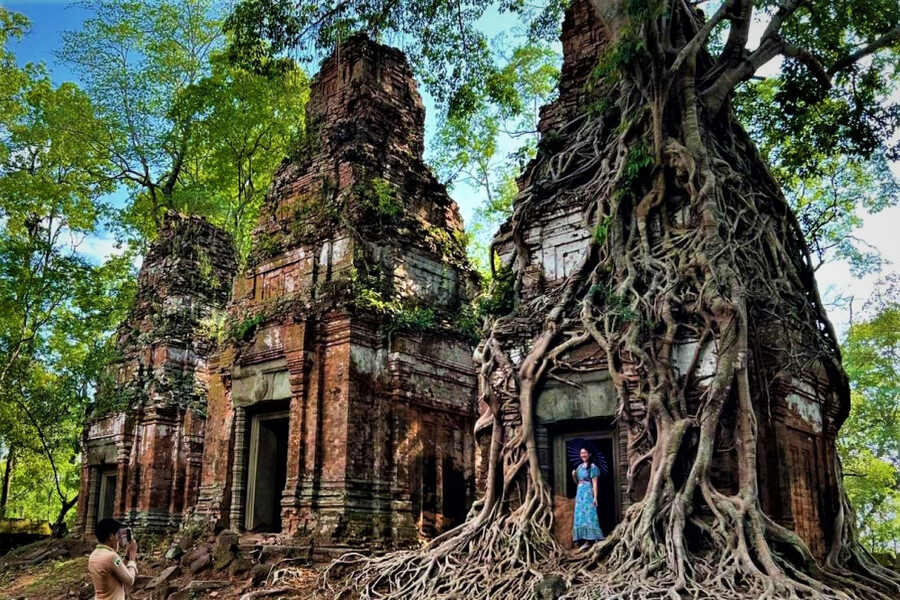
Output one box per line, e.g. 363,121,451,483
164,544,183,561
229,556,254,578
534,575,566,599
188,552,211,574
249,563,269,586
147,565,180,589
212,529,239,571
181,543,209,567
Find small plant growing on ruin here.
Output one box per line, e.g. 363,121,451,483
358,177,402,220
196,250,221,291
227,313,264,342
199,308,228,345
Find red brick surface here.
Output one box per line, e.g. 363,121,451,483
195,35,478,548
77,213,237,536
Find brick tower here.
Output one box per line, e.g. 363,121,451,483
76,212,237,536
195,35,479,551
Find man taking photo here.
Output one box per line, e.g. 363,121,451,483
88,518,138,600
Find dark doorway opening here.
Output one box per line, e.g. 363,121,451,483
563,437,616,536
246,411,289,532
96,468,117,520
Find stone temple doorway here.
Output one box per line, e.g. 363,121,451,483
245,410,289,532
557,433,617,536
96,467,117,520
550,426,619,547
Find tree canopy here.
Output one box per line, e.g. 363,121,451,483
59,0,309,259
0,7,135,530
839,276,900,555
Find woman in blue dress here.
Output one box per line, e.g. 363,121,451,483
571,447,604,548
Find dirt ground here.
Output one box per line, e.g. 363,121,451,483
0,537,322,600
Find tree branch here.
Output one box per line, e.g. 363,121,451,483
828,26,900,76
781,41,831,87
702,35,784,113
702,0,808,112
718,0,754,65
12,389,68,506
670,0,735,76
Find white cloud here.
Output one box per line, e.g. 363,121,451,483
817,205,900,335
71,230,147,272
76,232,123,263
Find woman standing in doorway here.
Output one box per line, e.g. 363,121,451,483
572,447,604,548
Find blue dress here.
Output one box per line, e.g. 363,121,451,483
573,463,604,542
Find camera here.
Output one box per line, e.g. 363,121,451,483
117,527,133,547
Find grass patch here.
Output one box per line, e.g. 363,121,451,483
0,555,90,599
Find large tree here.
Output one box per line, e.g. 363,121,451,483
227,1,898,599
0,8,136,533
59,0,308,259
838,277,900,555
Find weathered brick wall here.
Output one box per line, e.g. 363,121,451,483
197,35,478,550
537,0,608,137
495,2,607,305
77,213,237,536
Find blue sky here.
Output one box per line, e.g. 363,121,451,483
4,0,898,334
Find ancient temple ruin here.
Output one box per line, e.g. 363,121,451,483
483,0,845,557
77,37,477,551
193,36,478,550
76,212,237,536
76,2,844,564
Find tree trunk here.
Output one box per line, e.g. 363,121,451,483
0,446,14,518
51,495,78,539
323,2,900,599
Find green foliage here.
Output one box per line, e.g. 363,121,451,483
225,1,561,122
592,215,613,245
254,233,282,262
735,80,898,275
588,27,647,94
0,7,136,526
353,283,439,338
358,177,402,220
750,0,899,166
428,40,555,281
391,306,437,333
451,261,517,342
589,284,639,324
198,308,229,346
196,249,221,291
726,1,899,277
462,172,520,281
227,313,265,342
475,262,516,318
838,281,900,553
624,143,654,185
59,0,309,261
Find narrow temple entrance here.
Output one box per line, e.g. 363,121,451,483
96,467,117,520
561,435,616,535
550,427,619,547
245,411,289,532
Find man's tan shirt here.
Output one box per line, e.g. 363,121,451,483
87,544,137,600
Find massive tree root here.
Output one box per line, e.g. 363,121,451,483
321,2,900,599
